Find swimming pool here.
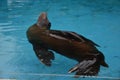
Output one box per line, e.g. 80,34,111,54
0,0,120,80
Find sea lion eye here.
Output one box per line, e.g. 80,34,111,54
48,22,51,27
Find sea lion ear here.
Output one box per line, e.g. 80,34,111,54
37,12,51,29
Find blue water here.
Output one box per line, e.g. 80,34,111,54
0,0,120,80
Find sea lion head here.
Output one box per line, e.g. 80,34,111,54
37,12,51,29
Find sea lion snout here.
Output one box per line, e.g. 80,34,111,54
37,12,51,29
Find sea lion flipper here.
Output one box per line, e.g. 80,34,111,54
32,44,54,66
50,30,100,47
48,51,55,60
68,58,100,77
70,32,100,47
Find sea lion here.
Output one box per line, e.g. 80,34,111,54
26,12,108,77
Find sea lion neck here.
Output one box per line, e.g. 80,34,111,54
37,12,51,30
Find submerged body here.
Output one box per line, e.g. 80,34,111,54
26,12,108,77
